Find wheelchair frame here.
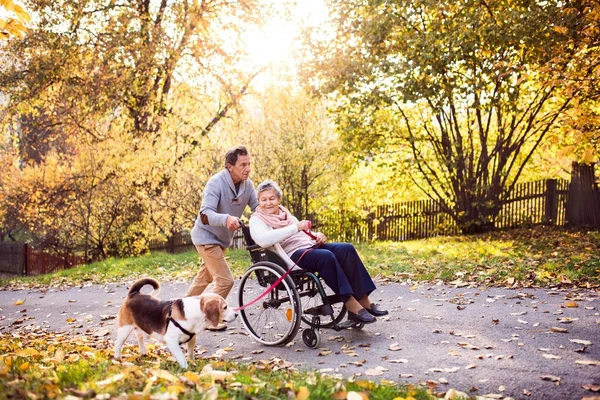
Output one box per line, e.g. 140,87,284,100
237,224,364,348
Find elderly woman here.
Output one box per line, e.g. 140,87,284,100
249,180,388,324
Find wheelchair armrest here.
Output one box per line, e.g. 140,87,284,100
246,244,263,251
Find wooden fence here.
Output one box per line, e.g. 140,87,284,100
0,178,579,275
0,243,85,276
312,179,570,242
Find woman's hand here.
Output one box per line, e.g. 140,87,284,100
297,220,311,231
315,232,327,245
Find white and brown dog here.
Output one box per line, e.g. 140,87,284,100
114,278,237,368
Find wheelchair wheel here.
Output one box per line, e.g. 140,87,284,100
238,262,301,346
302,328,321,348
300,279,347,329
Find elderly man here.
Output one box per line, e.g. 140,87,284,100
187,146,258,321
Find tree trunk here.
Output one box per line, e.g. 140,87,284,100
566,162,600,228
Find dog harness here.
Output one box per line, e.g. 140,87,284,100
166,301,195,344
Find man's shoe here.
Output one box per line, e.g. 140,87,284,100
348,309,376,324
205,323,227,331
366,304,389,316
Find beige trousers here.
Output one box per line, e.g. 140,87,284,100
186,244,234,299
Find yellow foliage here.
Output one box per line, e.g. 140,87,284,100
0,0,30,39
296,386,310,400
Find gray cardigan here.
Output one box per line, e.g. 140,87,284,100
190,169,258,247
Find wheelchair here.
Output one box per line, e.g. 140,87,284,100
237,224,365,348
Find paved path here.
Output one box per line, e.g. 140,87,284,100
1,280,599,400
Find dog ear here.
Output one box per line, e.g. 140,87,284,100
202,298,220,327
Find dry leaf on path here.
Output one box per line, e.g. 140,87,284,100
583,384,600,392
540,375,561,385
570,339,593,346
576,360,600,366
388,343,402,351
542,354,561,360
550,327,568,333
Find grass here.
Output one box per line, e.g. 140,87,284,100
0,330,435,399
2,226,598,289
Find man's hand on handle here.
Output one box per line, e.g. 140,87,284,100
226,216,241,231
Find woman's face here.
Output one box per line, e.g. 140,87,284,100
258,189,281,214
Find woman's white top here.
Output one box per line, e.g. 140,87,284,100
248,215,301,270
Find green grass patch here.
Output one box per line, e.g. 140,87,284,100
1,226,599,289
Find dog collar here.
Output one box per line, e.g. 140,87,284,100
167,301,196,344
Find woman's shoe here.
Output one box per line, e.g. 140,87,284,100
348,308,376,324
366,304,389,316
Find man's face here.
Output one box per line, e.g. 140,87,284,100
227,154,251,184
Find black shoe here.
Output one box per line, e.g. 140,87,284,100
366,304,389,316
348,309,376,324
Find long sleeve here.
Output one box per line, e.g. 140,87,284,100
249,216,299,248
199,179,228,227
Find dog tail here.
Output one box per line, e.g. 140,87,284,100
127,278,160,297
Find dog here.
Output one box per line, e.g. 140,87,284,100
114,278,237,368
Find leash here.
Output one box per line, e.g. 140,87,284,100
166,300,195,344
233,222,319,313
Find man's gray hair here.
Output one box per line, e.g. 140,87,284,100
256,180,283,199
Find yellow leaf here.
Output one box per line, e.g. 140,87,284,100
13,299,25,306
151,369,178,383
54,350,65,362
19,362,30,371
565,301,579,308
16,348,39,357
183,371,200,384
553,26,568,35
297,386,310,400
582,147,596,164
0,366,8,376
96,373,125,386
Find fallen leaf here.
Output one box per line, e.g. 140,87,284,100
570,339,593,346
542,354,561,360
565,301,578,308
465,364,476,370
583,384,600,392
97,373,125,386
297,386,310,400
550,327,568,333
151,369,178,383
576,360,600,366
13,300,25,306
388,343,402,351
540,375,561,386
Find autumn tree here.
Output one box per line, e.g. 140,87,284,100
303,0,581,233
0,0,29,39
240,87,343,219
0,0,270,255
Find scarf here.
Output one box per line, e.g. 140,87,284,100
253,205,295,229
253,205,315,255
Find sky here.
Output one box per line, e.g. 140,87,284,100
242,0,330,89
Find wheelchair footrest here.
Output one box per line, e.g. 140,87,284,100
304,303,334,316
336,320,356,329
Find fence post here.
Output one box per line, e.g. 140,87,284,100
22,243,28,276
544,179,558,225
